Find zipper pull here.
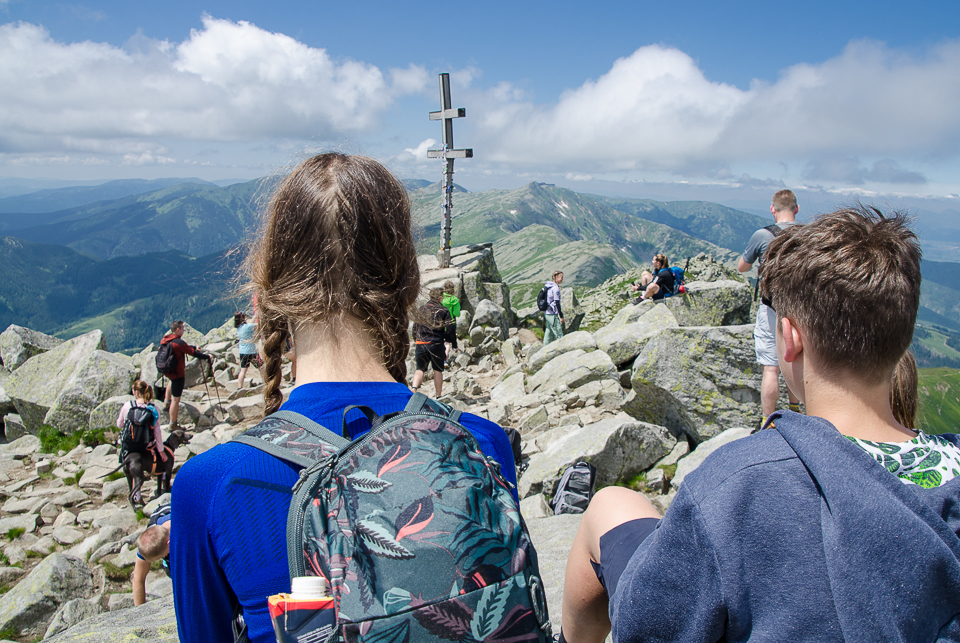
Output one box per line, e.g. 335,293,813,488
293,456,333,494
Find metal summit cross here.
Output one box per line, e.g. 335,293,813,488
427,73,472,269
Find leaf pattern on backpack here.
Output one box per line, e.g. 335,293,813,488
357,519,415,560
348,470,392,494
412,597,473,641
471,582,510,641
394,497,435,542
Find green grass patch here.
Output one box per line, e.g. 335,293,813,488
135,509,147,522
101,560,134,582
63,468,85,486
0,551,8,566
657,463,678,480
105,471,125,482
0,625,17,638
5,527,25,541
38,426,111,454
24,550,43,559
918,367,960,435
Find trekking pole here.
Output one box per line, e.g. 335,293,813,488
199,359,223,425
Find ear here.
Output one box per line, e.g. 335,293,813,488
780,317,803,363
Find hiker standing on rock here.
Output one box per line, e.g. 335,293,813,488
544,270,565,345
412,287,458,397
159,321,212,430
169,153,518,643
738,189,801,427
234,311,257,389
441,280,461,362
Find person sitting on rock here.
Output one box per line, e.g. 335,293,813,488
411,287,458,397
132,503,171,606
559,205,960,643
630,253,674,302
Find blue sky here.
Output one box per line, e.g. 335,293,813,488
2,0,960,213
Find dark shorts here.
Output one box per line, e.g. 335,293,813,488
240,353,256,368
415,343,445,373
590,517,660,599
166,376,185,398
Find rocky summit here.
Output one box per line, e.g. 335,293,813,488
0,245,791,641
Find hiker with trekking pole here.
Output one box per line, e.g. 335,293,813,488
156,321,212,430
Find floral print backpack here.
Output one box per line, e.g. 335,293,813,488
235,393,552,643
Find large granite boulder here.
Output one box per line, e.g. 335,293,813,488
0,325,63,371
5,330,137,434
203,317,238,345
525,514,582,635
519,413,676,499
490,371,526,406
560,287,585,333
527,331,597,375
0,553,94,638
527,349,618,395
0,369,15,417
625,325,760,442
658,280,752,327
594,303,678,367
89,395,135,431
470,299,509,341
43,597,105,639
43,594,178,643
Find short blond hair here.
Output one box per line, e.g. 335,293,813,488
138,524,170,562
772,189,797,213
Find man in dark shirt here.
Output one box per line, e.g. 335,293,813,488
411,289,457,397
159,321,211,429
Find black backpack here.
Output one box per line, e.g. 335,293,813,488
550,461,597,515
156,341,176,375
536,285,549,312
754,224,784,303
120,403,154,458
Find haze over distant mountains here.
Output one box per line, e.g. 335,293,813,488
0,176,958,356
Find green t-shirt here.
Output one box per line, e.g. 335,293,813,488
848,430,960,489
442,293,461,320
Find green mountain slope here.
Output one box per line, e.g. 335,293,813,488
0,236,241,351
918,368,960,435
11,180,267,260
0,178,214,218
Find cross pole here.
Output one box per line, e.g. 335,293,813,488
427,73,472,269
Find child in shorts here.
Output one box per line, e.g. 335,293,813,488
560,206,960,642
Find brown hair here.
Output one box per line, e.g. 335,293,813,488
653,253,669,268
772,189,798,213
443,281,456,295
138,524,170,562
760,205,921,384
891,350,918,429
170,320,184,333
132,380,153,403
245,154,420,414
552,271,563,281
429,288,443,303
233,311,247,328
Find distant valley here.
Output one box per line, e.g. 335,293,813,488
0,176,958,367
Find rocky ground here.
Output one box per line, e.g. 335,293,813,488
0,245,791,641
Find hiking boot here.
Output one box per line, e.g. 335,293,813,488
163,401,171,412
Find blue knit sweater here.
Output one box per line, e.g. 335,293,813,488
611,411,960,642
171,382,518,643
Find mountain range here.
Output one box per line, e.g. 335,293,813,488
0,177,958,361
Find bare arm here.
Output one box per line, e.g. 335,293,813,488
132,557,151,606
738,256,753,273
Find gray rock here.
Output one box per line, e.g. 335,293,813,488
525,514,582,635
1,496,45,514
0,434,40,458
52,526,85,545
490,372,526,406
44,597,105,639
140,351,160,387
527,331,597,375
672,427,753,489
89,395,134,431
527,349,618,395
518,413,676,499
455,310,472,340
469,326,485,348
655,440,691,468
570,379,626,412
560,287,585,333
185,431,218,456
0,553,94,638
0,567,24,585
52,489,89,507
28,536,56,556
101,479,129,502
226,396,264,423
594,303,679,366
5,330,136,434
518,405,549,435
1,413,27,442
519,493,552,519
66,526,125,561
483,283,513,325
0,325,63,371
500,337,522,367
474,335,502,357
659,280,752,327
107,593,135,611
486,402,510,426
627,325,760,442
0,514,38,535
470,299,509,340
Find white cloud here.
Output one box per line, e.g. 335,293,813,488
121,151,175,165
0,17,428,157
477,40,960,183
399,138,437,163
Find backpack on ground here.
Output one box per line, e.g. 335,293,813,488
536,285,550,312
119,402,154,460
668,266,685,296
156,341,177,375
550,461,597,515
235,393,553,643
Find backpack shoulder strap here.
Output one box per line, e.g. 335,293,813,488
404,391,463,423
763,223,783,236
233,410,349,468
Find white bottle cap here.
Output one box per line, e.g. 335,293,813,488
290,576,328,598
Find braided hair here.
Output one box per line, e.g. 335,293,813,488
244,154,421,415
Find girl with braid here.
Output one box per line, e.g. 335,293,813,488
170,154,518,643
